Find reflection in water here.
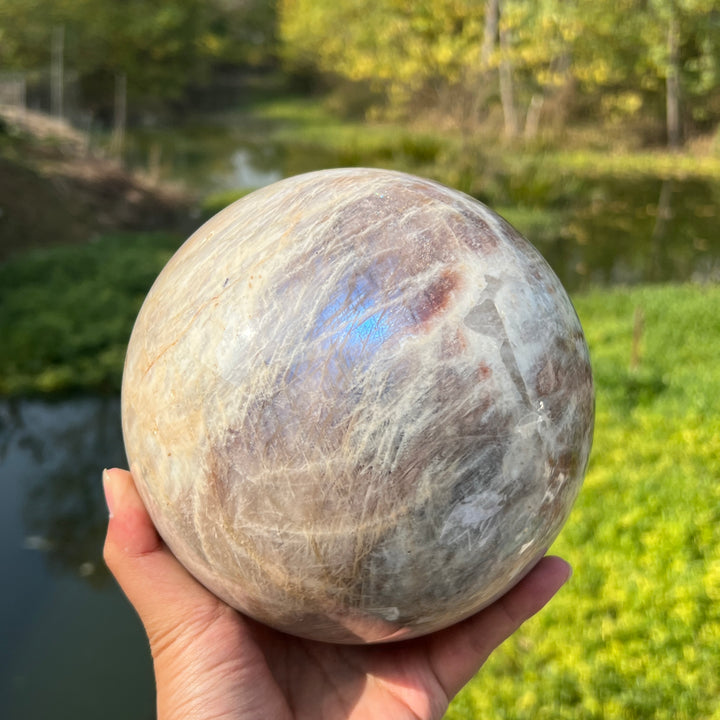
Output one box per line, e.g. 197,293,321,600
532,176,720,291
227,147,283,189
129,121,720,293
1,397,122,586
0,397,154,720
650,179,675,282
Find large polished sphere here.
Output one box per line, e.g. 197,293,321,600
121,168,594,644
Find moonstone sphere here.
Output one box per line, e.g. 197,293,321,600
121,167,594,644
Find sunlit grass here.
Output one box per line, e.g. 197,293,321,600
447,283,720,720
544,149,720,181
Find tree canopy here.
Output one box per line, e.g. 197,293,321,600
0,0,717,145
279,0,720,144
0,0,277,114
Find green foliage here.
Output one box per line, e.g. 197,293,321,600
278,0,720,143
447,283,720,720
200,187,256,219
0,0,277,112
0,233,182,395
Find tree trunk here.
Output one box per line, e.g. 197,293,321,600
51,25,64,119
465,0,499,133
524,93,544,140
498,16,518,140
110,72,127,158
481,0,499,68
666,11,681,149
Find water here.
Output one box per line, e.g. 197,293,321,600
125,122,284,192
527,175,720,290
0,398,154,720
124,122,720,292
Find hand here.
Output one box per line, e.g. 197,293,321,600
103,467,570,720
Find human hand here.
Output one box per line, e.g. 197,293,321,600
103,467,571,720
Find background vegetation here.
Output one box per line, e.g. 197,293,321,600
0,233,181,395
451,283,720,719
1,0,719,147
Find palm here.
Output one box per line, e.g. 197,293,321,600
247,621,450,719
151,593,450,720
152,563,565,720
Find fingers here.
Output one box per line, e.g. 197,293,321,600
427,556,571,699
102,468,224,645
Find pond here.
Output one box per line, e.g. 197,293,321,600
124,120,720,292
3,116,719,718
0,398,154,719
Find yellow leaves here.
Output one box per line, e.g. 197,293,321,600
601,92,644,119
499,1,531,31
197,32,222,57
575,59,614,86
280,0,720,132
347,55,382,82
435,38,460,67
536,68,569,88
704,560,720,601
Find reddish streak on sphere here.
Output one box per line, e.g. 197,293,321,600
414,269,461,326
477,361,493,381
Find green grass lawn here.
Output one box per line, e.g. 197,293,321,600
1,236,718,718
449,284,720,720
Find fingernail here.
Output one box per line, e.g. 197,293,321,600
102,469,115,518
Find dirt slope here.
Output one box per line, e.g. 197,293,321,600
0,108,192,263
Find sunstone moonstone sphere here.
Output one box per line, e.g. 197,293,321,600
121,167,594,644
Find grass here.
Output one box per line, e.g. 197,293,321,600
0,233,182,395
544,149,720,181
448,284,720,720
2,233,719,718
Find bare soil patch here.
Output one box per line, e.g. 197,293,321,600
0,108,193,262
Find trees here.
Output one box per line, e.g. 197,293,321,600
0,0,277,116
280,0,485,113
278,0,720,146
1,0,716,145
645,0,720,146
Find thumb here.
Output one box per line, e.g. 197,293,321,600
102,468,226,648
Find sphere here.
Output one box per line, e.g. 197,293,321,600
121,168,594,644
